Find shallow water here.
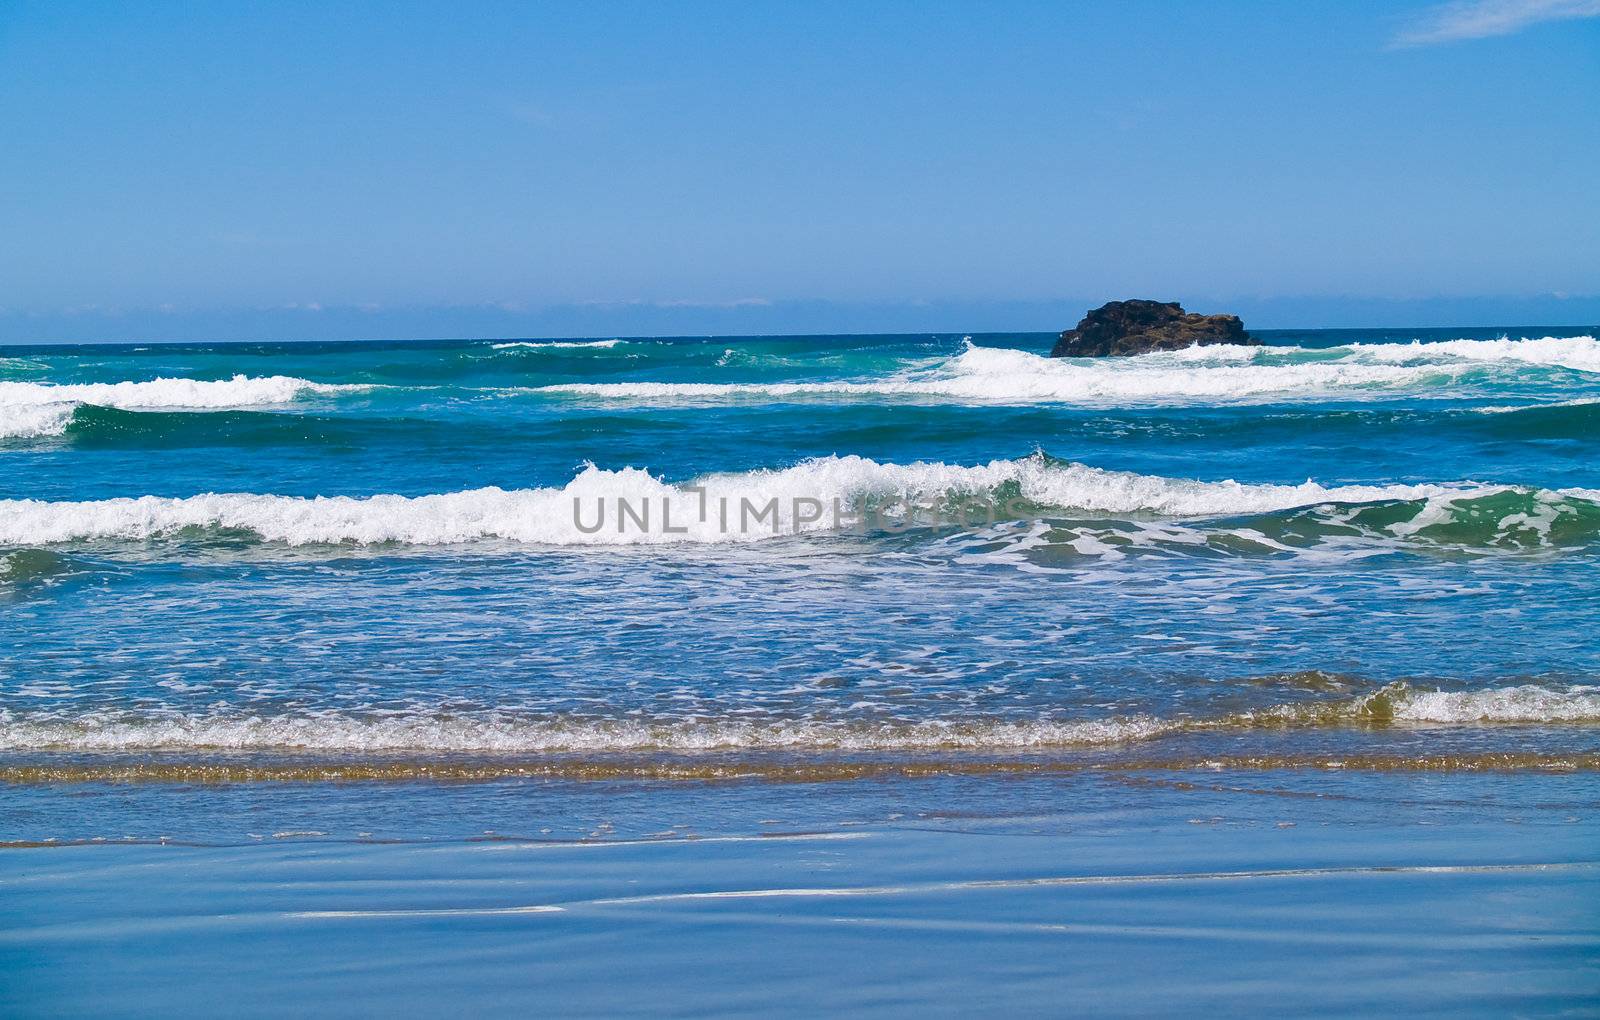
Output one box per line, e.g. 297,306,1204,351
3,328,1599,1012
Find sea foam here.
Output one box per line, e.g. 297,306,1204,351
0,403,78,439
0,375,362,438
492,339,625,349
1347,335,1600,374
527,344,1443,403
3,684,1594,753
0,454,1572,547
1368,684,1600,723
515,336,1600,405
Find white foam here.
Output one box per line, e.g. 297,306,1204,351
5,684,1596,752
0,375,363,438
1387,684,1600,723
501,335,1600,405
0,402,76,439
1475,396,1600,414
1347,336,1600,374
1157,343,1265,363
492,339,624,349
0,711,1175,752
526,343,1442,404
0,455,1510,547
0,374,358,409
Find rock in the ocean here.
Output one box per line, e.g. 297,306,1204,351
1050,300,1254,358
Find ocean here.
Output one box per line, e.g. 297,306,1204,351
4,328,1600,1014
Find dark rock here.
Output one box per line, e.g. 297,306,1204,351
1050,300,1254,357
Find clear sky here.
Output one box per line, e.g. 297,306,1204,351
2,0,1598,340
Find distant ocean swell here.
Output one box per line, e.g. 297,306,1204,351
520,353,1444,402
482,334,1600,373
6,337,1600,444
491,339,625,349
7,393,1596,454
520,338,1600,402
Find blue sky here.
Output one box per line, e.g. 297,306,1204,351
2,0,1598,340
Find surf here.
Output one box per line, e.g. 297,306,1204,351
0,374,368,438
1,453,1597,551
3,681,1595,754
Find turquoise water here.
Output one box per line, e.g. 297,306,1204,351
4,328,1600,1013
3,328,1600,763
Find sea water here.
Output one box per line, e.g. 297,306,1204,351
3,329,1599,1013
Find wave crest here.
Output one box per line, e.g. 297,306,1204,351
528,344,1445,404
0,454,1578,547
1,455,1595,549
1350,335,1600,374
0,375,364,439
3,683,1594,753
492,339,624,350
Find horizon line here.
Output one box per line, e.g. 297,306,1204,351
5,322,1600,349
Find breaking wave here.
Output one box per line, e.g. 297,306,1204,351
513,336,1600,406
0,455,1595,549
0,403,77,439
526,344,1446,403
6,337,1595,430
1,454,1592,548
0,375,365,438
3,683,1594,754
1349,335,1600,374
491,339,625,350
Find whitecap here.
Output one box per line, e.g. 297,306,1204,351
0,374,366,438
0,454,1558,547
492,339,625,350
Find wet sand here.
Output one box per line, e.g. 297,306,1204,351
4,768,1597,1016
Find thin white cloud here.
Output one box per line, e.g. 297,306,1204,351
1394,0,1600,46
656,297,772,309
577,297,773,309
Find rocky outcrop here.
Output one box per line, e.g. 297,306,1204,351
1050,300,1253,358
